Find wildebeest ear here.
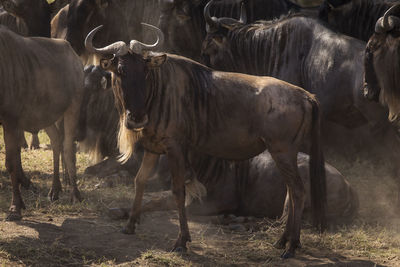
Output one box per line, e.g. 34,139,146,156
145,52,167,68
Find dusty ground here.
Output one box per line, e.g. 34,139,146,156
0,129,400,266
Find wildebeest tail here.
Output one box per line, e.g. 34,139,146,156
309,98,327,232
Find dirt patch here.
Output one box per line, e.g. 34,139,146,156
0,130,399,266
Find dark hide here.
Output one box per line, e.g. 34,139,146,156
113,152,358,225
159,0,299,61
0,0,51,37
51,0,160,63
319,0,395,42
364,6,400,128
0,26,84,219
95,45,327,257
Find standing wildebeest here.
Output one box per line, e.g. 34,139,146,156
201,3,400,207
0,0,71,149
51,0,160,64
0,25,84,220
85,23,327,258
159,0,299,61
318,0,398,42
364,5,400,128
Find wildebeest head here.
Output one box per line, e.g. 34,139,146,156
364,4,400,126
201,0,246,70
85,23,166,132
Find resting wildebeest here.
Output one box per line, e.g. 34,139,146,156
0,25,84,220
159,0,299,61
85,23,326,258
318,0,398,42
51,0,160,64
110,151,358,225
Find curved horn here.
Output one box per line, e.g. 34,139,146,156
239,2,247,24
129,23,164,54
204,0,219,30
376,4,400,33
85,25,129,56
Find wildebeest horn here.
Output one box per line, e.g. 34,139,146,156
375,4,400,33
129,23,164,54
85,25,129,56
239,2,247,24
206,1,247,29
204,0,219,30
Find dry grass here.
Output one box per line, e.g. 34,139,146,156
0,128,400,266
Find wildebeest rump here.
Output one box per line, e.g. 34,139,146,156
85,24,326,258
111,152,358,225
0,25,85,220
159,0,299,61
318,0,397,42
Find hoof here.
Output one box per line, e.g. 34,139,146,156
171,246,187,253
48,189,61,202
121,226,135,235
273,238,287,249
6,212,22,221
281,250,295,259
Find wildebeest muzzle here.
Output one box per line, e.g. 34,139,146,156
125,110,148,131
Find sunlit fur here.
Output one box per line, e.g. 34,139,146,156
117,114,143,164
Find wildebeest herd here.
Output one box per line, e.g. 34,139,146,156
0,0,399,260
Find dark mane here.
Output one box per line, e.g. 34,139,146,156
319,0,392,41
226,15,317,77
146,54,224,145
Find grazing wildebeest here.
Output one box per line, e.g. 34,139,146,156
51,0,160,64
0,25,85,220
110,151,358,225
318,0,397,42
85,23,327,258
159,0,299,60
201,3,400,208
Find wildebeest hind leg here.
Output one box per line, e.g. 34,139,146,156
270,150,305,259
45,125,63,201
3,124,26,221
167,145,191,252
63,103,82,203
122,151,159,234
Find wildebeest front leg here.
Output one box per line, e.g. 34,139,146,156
271,150,305,259
167,145,191,252
3,124,26,221
122,151,159,234
45,125,62,201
